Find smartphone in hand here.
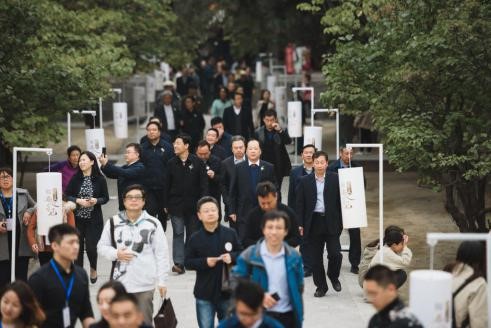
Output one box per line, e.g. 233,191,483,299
271,292,280,301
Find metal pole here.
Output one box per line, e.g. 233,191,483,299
347,143,384,262
99,97,103,128
11,147,52,281
336,109,340,156
67,112,71,146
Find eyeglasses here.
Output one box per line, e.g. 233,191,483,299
124,195,144,200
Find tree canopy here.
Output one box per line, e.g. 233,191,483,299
300,0,491,231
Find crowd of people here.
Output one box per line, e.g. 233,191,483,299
0,62,487,327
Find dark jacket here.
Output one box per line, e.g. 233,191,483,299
153,103,181,134
65,172,109,223
229,160,276,221
295,172,342,236
140,139,174,190
217,132,233,157
140,134,171,144
202,154,222,203
288,165,313,210
181,109,205,150
255,126,292,178
101,160,145,210
218,314,284,328
184,225,242,303
220,156,243,217
243,203,301,247
368,298,423,328
210,144,227,160
165,154,208,217
222,106,254,140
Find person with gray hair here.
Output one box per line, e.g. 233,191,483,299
154,89,181,140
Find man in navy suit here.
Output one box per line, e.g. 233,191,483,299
328,146,364,274
288,144,316,276
296,151,343,297
211,117,233,158
229,139,276,241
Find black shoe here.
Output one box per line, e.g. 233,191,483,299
172,264,185,274
350,266,359,274
331,279,342,292
314,288,328,297
304,269,312,277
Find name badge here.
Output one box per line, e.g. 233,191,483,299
6,218,13,231
63,305,71,327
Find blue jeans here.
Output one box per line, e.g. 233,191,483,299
195,298,230,328
170,215,200,265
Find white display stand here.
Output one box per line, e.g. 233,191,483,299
267,75,277,98
154,70,165,91
287,101,303,138
409,270,452,328
256,61,263,83
85,128,106,157
274,86,287,125
338,167,368,228
145,75,156,102
36,172,63,236
113,102,128,139
304,126,323,149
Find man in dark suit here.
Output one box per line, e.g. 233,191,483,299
287,144,316,276
205,128,227,160
229,140,276,240
328,146,365,274
255,109,292,190
154,90,181,140
211,117,233,157
296,151,343,297
220,136,246,228
196,140,223,218
222,93,254,140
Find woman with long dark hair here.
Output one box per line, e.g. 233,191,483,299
89,281,127,328
65,151,108,284
0,281,45,327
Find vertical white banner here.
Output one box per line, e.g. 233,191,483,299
85,128,106,158
410,270,452,328
133,86,146,116
160,62,170,81
36,173,63,236
288,101,303,138
255,61,263,83
274,86,287,125
113,102,128,139
304,126,322,149
154,70,164,91
338,167,367,228
267,75,276,98
145,75,156,102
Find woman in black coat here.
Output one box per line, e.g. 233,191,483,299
65,151,108,283
181,95,205,152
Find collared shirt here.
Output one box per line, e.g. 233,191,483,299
304,166,313,175
259,241,292,313
234,156,245,165
248,159,260,166
233,106,241,115
314,174,325,213
164,104,175,130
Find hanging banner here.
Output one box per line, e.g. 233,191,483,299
85,128,106,158
154,70,165,91
255,61,263,83
133,86,146,116
266,75,276,98
160,62,170,81
410,270,452,328
288,101,302,138
145,75,156,102
274,86,287,125
36,172,63,236
304,126,322,149
113,102,128,139
338,167,367,228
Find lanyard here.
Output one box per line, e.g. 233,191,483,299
0,193,13,218
50,259,75,304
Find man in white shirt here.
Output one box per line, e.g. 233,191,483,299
154,90,181,139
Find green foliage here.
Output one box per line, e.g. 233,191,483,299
303,0,491,231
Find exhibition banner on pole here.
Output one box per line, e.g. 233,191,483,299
267,75,276,98
338,167,368,228
85,128,106,158
303,126,322,149
36,172,63,236
287,101,302,138
274,86,287,125
113,102,128,139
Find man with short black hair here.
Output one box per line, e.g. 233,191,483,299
154,89,181,140
165,134,209,274
364,265,423,328
109,293,152,328
211,117,233,157
196,141,223,218
205,128,227,160
223,93,254,140
99,143,145,211
29,224,95,328
218,280,283,328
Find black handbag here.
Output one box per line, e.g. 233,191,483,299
154,298,178,328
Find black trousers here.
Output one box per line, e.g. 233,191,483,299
300,238,312,272
0,257,30,288
75,217,102,271
267,311,295,328
348,228,361,267
145,188,167,231
309,214,342,290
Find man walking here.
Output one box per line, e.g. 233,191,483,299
185,196,242,328
99,143,145,211
165,134,208,274
296,151,343,297
154,90,181,140
205,128,227,160
196,141,223,218
98,184,169,325
255,109,292,190
211,117,233,157
223,93,254,140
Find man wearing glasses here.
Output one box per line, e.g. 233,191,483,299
98,184,170,326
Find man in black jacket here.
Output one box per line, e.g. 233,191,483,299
296,151,343,297
140,121,174,230
185,196,242,328
243,181,301,247
205,128,227,160
165,134,208,274
211,117,233,158
229,140,276,241
196,140,223,219
154,90,181,140
99,143,145,210
255,109,292,190
222,93,254,140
